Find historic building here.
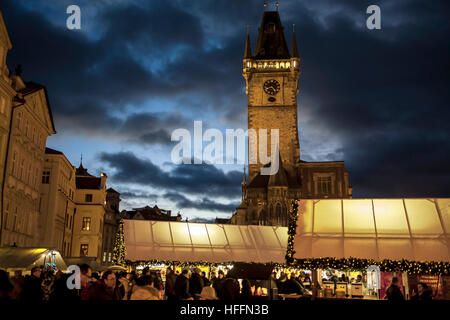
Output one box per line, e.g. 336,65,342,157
123,205,181,222
39,147,76,255
68,163,108,265
231,8,352,227
0,11,15,246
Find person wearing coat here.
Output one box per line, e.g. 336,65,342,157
164,268,177,301
82,271,121,300
130,275,161,300
21,266,43,301
174,270,192,300
189,268,204,299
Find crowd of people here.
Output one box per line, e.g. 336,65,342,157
0,266,434,301
0,265,268,301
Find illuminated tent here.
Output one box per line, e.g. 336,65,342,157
0,247,67,270
124,220,288,263
293,199,450,262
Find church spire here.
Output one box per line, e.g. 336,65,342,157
292,24,299,58
244,25,252,59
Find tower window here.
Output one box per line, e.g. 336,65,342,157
80,244,89,257
318,176,332,194
82,217,91,231
42,171,50,184
265,23,276,33
85,194,93,202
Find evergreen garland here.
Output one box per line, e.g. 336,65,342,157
112,218,126,266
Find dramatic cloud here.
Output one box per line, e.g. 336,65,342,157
164,192,239,213
2,0,449,215
99,151,242,198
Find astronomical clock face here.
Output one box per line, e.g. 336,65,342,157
263,79,280,95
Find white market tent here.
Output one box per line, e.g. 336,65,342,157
293,198,450,262
124,220,288,264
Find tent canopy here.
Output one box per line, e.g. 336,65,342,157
0,247,67,270
124,220,287,264
293,199,450,262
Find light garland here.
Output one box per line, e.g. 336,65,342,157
112,218,126,267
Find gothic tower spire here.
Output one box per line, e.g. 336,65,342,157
244,25,252,59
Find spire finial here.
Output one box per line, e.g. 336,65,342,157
80,154,83,166
293,23,295,32
276,2,279,11
264,2,267,11
246,24,249,36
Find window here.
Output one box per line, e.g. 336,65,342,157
318,176,332,194
80,244,89,257
42,171,50,184
103,252,107,262
85,194,93,202
82,217,91,231
108,252,112,262
11,152,17,175
0,96,5,114
16,112,21,129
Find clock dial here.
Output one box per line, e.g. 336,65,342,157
263,79,280,96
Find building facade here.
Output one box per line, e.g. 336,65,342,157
123,205,181,222
70,164,108,264
102,188,121,266
39,147,76,254
232,9,352,227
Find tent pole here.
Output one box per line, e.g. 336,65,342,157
312,269,318,300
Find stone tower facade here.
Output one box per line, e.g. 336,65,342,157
232,8,352,227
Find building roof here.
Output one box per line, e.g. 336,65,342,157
254,11,290,59
20,82,56,133
107,188,120,194
76,163,93,177
124,220,287,263
76,176,101,189
45,147,63,155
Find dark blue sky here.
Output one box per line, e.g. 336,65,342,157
1,0,449,221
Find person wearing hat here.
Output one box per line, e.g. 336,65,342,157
189,268,204,300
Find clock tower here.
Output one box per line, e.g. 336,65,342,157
232,5,352,227
243,9,300,182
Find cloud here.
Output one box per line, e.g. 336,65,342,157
164,192,239,213
99,151,242,198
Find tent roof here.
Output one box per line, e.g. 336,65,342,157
0,247,67,270
293,199,450,262
124,220,287,264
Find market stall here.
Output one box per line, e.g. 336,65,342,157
0,247,67,274
288,198,450,300
123,220,288,297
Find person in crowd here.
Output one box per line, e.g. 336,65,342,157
339,274,348,283
117,272,131,300
141,267,150,277
9,270,25,299
189,268,204,299
174,269,192,300
198,286,218,300
356,274,363,283
240,279,253,300
0,270,14,300
221,275,240,301
210,271,217,286
82,270,121,300
41,270,55,300
78,264,93,299
270,272,278,292
21,266,43,301
284,273,305,295
130,275,161,300
384,277,404,301
213,270,225,299
164,267,177,301
411,282,433,301
201,271,211,287
276,272,287,294
91,272,100,282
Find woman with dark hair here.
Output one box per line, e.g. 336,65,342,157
240,279,253,300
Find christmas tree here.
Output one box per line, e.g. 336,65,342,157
112,218,126,266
